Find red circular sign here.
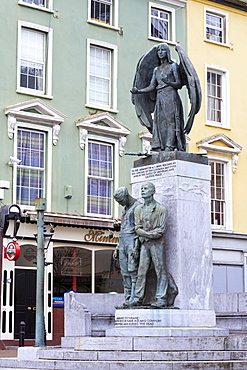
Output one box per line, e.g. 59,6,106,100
5,242,21,261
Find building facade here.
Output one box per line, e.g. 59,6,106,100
187,0,247,294
0,0,188,345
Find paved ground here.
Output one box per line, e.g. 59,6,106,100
0,348,18,358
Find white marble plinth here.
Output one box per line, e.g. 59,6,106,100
131,157,214,311
114,309,216,327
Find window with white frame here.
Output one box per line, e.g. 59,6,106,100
87,141,113,216
16,128,46,206
91,0,111,24
205,8,227,44
210,161,226,227
87,40,117,110
149,3,175,43
18,0,53,11
206,66,229,127
18,22,53,97
88,0,119,28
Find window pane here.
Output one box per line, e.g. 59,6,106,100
53,247,92,296
89,46,110,106
207,71,223,123
206,12,224,43
21,29,45,92
210,162,225,226
151,8,169,41
87,141,113,216
213,265,244,293
16,129,45,206
91,0,111,24
95,250,123,293
22,0,46,6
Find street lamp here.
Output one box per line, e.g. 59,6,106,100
34,198,46,347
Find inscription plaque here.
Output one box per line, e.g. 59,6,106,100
131,161,177,183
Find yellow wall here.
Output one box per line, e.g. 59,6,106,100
187,0,247,232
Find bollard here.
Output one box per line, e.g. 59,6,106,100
19,321,25,347
44,325,47,346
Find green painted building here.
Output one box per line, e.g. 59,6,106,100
0,0,187,344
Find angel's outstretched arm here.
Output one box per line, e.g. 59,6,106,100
131,68,157,94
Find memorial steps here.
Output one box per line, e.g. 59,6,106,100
0,334,247,369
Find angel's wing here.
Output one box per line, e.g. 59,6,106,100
175,45,202,135
131,46,159,134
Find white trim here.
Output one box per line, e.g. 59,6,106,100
88,0,119,28
17,21,53,97
149,2,176,44
5,99,66,146
86,39,118,111
76,112,130,156
18,0,54,12
205,64,230,129
158,0,187,7
84,135,119,219
204,7,229,46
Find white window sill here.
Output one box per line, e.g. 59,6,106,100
87,20,120,32
85,104,119,114
85,212,113,219
16,89,53,100
204,39,231,49
205,122,231,130
148,36,176,45
18,1,54,13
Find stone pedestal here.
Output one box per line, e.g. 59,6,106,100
131,152,214,311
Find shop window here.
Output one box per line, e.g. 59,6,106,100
206,66,229,128
15,244,37,267
17,21,53,98
149,2,175,43
205,8,228,45
53,246,123,296
87,40,117,111
213,264,244,293
87,141,113,216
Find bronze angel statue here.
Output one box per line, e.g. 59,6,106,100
131,43,201,152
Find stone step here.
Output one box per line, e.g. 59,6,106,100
73,335,228,352
1,358,247,370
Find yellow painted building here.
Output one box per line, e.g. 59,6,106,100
187,0,247,292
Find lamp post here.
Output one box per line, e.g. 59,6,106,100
35,198,46,347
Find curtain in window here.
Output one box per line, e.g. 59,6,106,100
87,142,112,215
16,130,45,206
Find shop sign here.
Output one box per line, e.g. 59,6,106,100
84,230,119,244
4,241,21,261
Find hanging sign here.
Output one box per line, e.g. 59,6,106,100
4,241,21,261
